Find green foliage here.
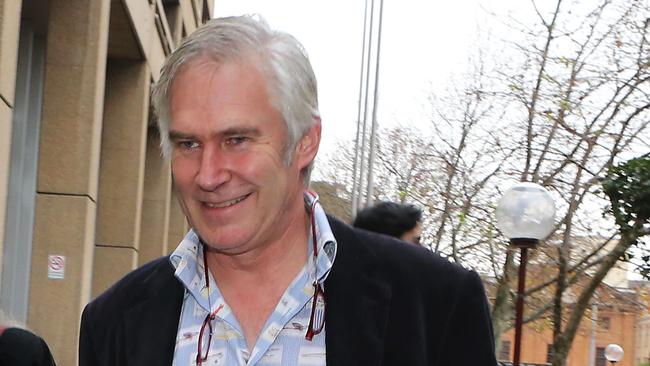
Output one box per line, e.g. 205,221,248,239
602,155,650,227
602,155,650,278
457,212,466,225
398,190,408,201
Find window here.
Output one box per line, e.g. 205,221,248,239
546,344,554,363
599,316,611,330
596,347,606,366
499,340,511,361
1,20,46,324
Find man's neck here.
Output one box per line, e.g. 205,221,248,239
205,200,310,289
202,197,312,350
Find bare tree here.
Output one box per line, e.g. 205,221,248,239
487,0,650,364
316,0,649,363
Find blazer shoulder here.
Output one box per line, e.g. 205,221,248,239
83,256,176,319
79,256,183,365
328,215,474,284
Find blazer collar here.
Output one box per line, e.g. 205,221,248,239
118,218,393,366
123,258,184,366
325,216,392,366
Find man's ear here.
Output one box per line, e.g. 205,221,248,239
295,117,321,169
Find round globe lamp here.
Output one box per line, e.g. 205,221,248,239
605,344,624,364
496,182,556,247
496,182,556,366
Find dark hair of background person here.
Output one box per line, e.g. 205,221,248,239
0,326,57,366
353,201,422,240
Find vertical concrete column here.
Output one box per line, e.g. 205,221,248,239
0,103,10,271
92,59,150,296
180,0,197,34
0,0,21,273
167,191,188,251
28,1,110,365
0,0,21,103
138,128,172,266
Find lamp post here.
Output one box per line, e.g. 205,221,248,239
496,182,556,366
605,344,624,365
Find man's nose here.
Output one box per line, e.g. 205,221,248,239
195,145,231,191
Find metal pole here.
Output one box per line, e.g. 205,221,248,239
355,0,376,210
365,0,385,207
588,303,598,366
351,0,370,216
513,246,528,366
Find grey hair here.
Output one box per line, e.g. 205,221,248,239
151,15,320,182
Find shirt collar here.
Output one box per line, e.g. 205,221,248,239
305,191,337,283
169,191,338,290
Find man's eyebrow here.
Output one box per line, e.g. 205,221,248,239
168,131,195,141
221,126,261,137
168,127,261,141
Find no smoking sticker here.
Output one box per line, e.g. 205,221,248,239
48,255,65,280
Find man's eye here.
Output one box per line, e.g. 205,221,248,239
226,136,249,145
178,141,200,149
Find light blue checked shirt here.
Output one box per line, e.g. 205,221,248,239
170,194,337,366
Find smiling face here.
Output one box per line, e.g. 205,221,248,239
168,58,320,254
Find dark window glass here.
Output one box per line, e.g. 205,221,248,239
499,340,511,361
599,316,611,330
546,344,554,363
596,347,606,366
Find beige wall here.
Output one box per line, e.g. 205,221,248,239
0,102,12,275
637,313,650,365
0,0,21,105
501,307,638,366
92,59,150,297
0,0,21,276
168,191,189,250
28,1,111,364
139,129,172,266
29,195,97,366
0,0,213,364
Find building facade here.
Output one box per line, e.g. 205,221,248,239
0,0,214,364
631,281,650,366
499,283,642,366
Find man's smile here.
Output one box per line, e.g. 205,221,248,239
201,193,252,209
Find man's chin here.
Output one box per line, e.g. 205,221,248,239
196,230,251,254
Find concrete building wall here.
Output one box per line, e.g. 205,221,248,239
500,306,638,366
0,0,22,280
638,315,650,365
0,0,214,364
635,286,650,366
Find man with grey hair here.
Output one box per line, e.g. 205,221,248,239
79,15,497,366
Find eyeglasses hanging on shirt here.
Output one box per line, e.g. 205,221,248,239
305,190,326,341
196,191,326,364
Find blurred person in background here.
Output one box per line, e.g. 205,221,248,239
0,309,57,366
353,201,423,244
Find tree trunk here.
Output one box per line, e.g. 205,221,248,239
491,248,516,351
550,336,570,366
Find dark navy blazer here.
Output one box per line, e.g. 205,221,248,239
79,216,497,365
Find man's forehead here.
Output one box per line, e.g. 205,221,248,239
171,68,271,113
172,54,263,85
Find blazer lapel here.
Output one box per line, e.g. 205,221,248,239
325,217,392,366
123,259,184,366
117,220,391,366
